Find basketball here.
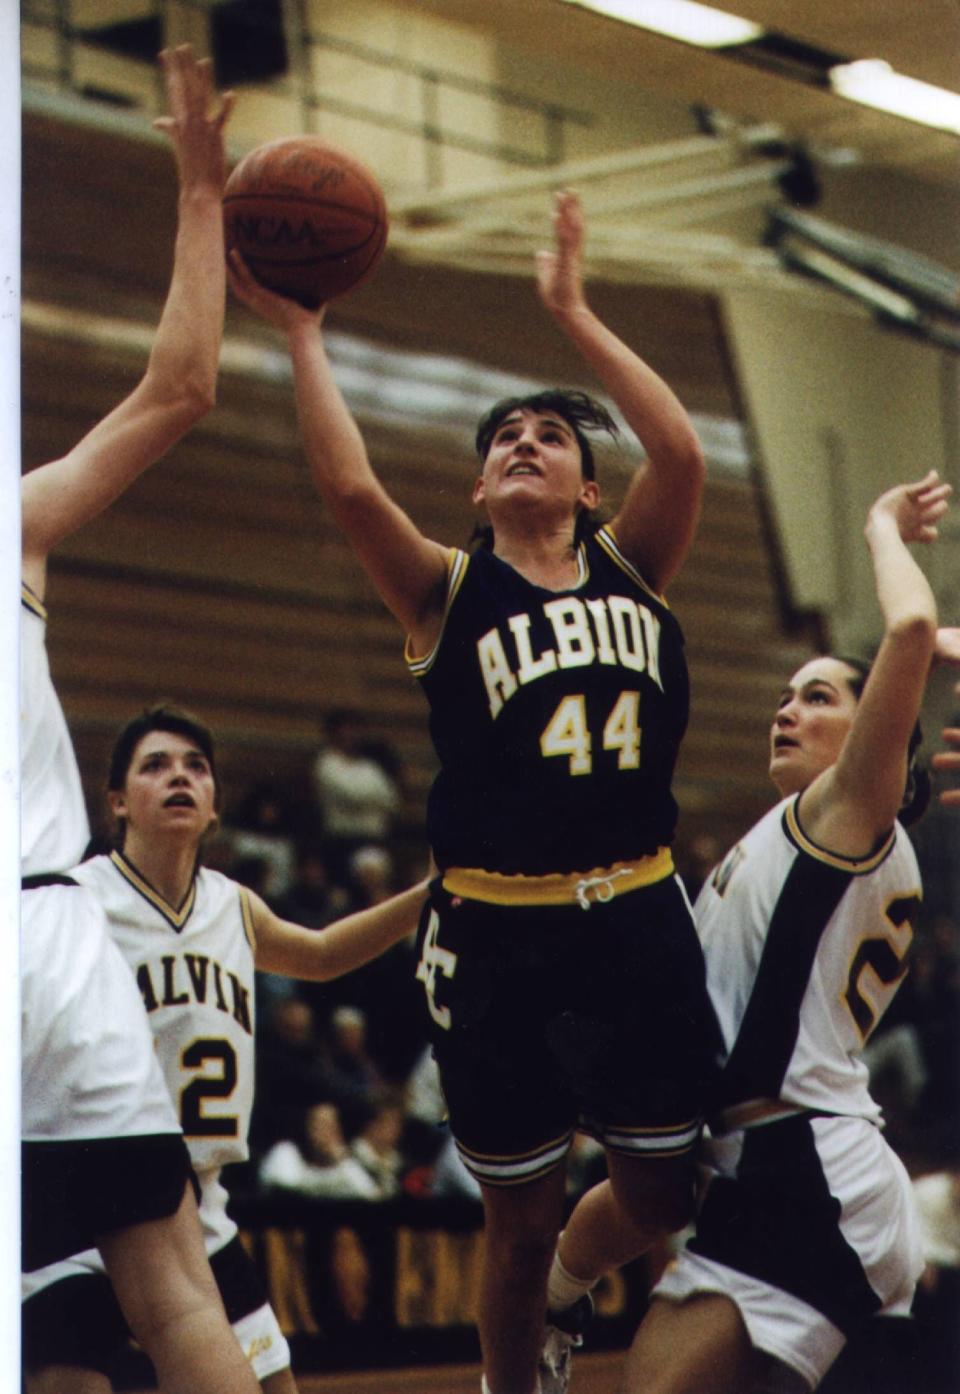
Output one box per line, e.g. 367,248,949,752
223,136,389,309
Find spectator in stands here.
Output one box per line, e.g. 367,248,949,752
259,1102,384,1201
347,843,395,909
274,846,350,929
311,708,400,885
317,1006,387,1108
675,831,722,903
250,996,332,1157
913,916,960,1160
343,1091,408,1200
911,1160,960,1394
225,781,299,900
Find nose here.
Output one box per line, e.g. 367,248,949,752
169,768,190,785
775,698,798,728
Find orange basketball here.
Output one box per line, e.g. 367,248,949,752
223,136,388,309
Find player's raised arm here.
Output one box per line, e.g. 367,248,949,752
535,191,705,594
248,878,429,981
802,471,949,850
226,255,449,647
21,46,234,595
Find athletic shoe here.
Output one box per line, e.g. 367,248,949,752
538,1292,595,1394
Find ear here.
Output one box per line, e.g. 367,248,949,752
107,788,127,820
472,475,486,506
579,479,600,511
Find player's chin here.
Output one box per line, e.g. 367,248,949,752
769,748,803,789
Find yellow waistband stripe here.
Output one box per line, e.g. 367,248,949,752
442,848,674,908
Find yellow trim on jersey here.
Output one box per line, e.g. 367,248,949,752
713,1098,809,1135
110,849,198,930
594,527,668,606
784,798,895,875
21,582,47,621
238,886,257,953
442,847,674,907
406,547,470,677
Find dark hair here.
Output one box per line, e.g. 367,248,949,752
474,389,619,481
836,656,930,826
107,705,219,844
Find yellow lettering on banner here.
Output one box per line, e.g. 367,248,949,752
394,1228,484,1327
260,1228,320,1335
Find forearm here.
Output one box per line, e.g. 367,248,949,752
256,881,426,981
144,185,225,409
287,321,381,514
866,513,937,639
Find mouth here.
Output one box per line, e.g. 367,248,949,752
505,461,542,478
163,793,197,809
772,736,798,752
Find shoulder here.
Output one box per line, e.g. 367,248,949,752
71,853,117,888
589,526,666,604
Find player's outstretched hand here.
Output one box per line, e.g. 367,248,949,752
934,628,960,668
933,678,960,808
867,470,952,545
153,45,234,195
536,190,589,319
227,248,326,332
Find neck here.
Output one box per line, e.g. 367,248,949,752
491,518,580,587
120,832,198,908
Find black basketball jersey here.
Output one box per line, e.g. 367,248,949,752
407,525,689,876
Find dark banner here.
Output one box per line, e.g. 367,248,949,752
229,1193,652,1372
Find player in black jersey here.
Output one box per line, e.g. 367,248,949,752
228,190,720,1394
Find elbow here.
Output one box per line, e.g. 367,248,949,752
682,434,707,486
654,431,705,492
144,363,217,426
329,478,385,524
180,372,217,421
888,611,937,659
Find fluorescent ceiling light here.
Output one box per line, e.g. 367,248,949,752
830,60,960,136
559,0,764,48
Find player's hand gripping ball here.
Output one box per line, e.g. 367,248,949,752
223,136,388,309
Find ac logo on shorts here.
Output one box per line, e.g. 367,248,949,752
416,909,458,1030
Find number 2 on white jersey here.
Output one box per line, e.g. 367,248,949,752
540,690,641,776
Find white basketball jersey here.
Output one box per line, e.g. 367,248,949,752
697,795,922,1129
21,585,89,876
71,852,257,1171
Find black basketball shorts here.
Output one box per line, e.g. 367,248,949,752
414,874,720,1186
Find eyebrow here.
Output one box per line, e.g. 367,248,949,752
495,413,573,437
139,745,207,763
780,678,841,701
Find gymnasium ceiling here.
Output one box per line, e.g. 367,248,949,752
375,0,960,413
21,0,960,419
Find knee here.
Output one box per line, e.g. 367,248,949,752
484,1214,559,1274
611,1167,694,1238
488,1224,558,1268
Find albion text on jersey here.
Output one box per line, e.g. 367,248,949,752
478,594,664,719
